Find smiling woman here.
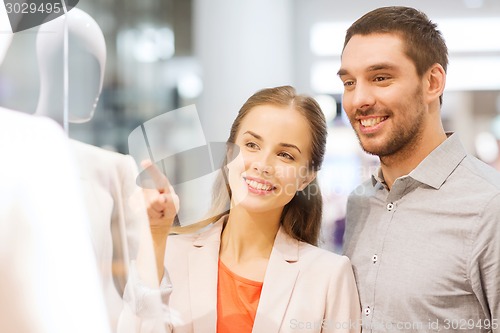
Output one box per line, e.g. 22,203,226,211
223,92,322,244
120,85,361,333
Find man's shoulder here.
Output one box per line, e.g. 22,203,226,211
459,154,500,192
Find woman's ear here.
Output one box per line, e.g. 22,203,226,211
424,63,446,104
298,171,317,191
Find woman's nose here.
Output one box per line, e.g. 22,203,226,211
251,154,274,175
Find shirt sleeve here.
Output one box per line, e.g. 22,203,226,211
469,193,500,332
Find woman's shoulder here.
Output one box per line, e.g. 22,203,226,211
167,218,225,247
167,232,200,246
287,241,356,290
298,241,351,269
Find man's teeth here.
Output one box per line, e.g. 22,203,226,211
246,179,273,191
360,117,386,127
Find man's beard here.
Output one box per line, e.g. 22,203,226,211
354,88,425,159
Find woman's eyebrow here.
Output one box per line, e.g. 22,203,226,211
244,130,262,140
244,131,301,154
279,142,301,153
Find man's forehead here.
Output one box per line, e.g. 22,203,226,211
340,34,408,69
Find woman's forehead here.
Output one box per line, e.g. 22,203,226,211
238,105,312,148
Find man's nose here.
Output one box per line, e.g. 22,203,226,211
350,82,375,111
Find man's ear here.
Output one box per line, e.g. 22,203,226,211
298,171,317,191
424,63,446,104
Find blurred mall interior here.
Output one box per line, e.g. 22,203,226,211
1,0,499,252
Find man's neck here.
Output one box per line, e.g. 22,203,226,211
380,130,447,190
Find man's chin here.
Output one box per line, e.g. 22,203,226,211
358,137,386,157
361,139,398,157
361,146,381,157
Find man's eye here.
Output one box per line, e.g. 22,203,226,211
374,76,388,82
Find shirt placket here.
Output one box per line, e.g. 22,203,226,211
363,181,406,332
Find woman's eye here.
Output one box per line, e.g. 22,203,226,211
245,142,259,150
278,152,294,160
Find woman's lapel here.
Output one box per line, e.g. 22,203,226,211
187,220,224,333
252,227,300,333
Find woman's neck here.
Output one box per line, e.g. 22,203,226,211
220,207,281,264
219,207,282,281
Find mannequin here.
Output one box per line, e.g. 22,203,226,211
35,7,105,125
34,8,157,332
0,5,110,333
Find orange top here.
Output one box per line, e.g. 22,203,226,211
217,260,263,333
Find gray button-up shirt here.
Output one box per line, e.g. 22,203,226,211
344,133,500,332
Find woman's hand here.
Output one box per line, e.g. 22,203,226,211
141,160,179,236
140,160,180,284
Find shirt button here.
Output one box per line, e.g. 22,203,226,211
387,202,394,211
364,306,371,316
372,254,378,264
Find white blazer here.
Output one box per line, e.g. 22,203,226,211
165,217,361,333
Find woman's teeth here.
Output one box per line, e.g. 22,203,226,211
246,179,273,191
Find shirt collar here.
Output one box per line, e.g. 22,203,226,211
371,133,467,189
371,167,385,187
